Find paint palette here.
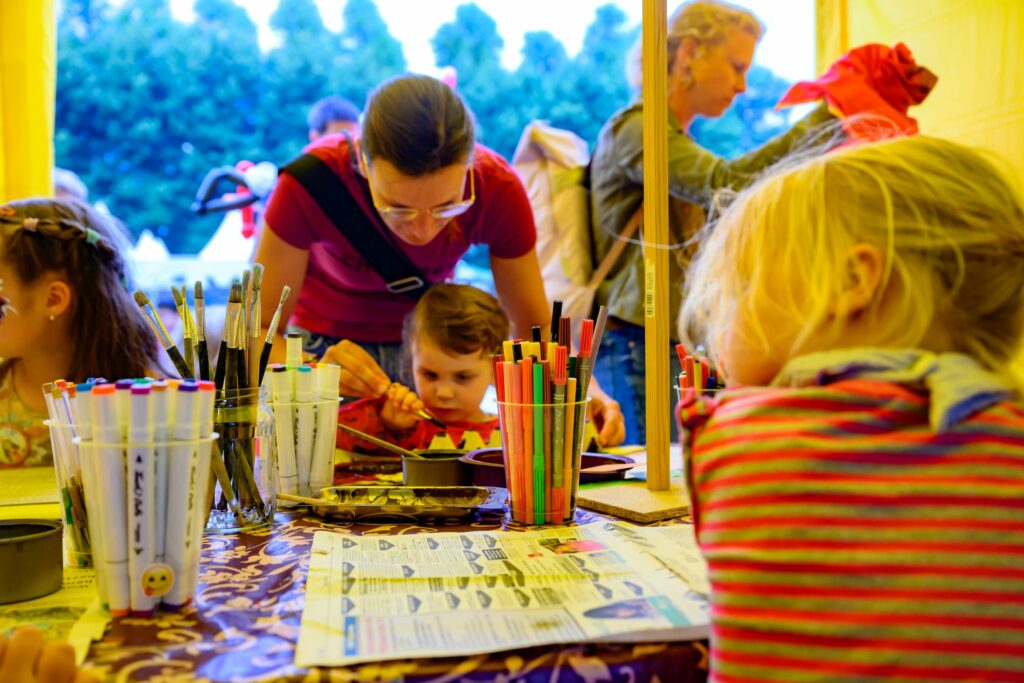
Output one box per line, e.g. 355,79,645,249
307,485,508,522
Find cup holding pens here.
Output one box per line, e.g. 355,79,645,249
496,397,590,525
44,420,91,568
206,388,277,532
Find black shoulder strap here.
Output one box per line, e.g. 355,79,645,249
279,147,429,299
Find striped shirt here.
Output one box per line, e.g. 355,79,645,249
679,349,1024,682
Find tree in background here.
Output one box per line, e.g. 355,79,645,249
54,0,793,255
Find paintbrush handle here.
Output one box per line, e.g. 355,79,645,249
197,340,210,382
257,340,273,388
167,345,194,380
214,340,227,390
336,422,422,459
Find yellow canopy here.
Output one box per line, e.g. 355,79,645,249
0,0,55,203
818,0,1024,184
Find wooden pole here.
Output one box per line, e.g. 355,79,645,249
642,0,671,491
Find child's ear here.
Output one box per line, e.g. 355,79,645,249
44,279,73,320
831,243,885,318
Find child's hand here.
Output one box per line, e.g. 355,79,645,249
0,625,99,683
380,382,424,431
321,340,390,397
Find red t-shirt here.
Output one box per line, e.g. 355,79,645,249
264,136,536,342
336,396,499,455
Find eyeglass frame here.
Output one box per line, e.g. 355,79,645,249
360,151,476,223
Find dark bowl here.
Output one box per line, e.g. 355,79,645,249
0,519,63,604
402,449,472,487
459,448,636,489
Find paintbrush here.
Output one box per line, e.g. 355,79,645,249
415,409,446,430
240,269,251,366
337,423,426,459
195,280,210,381
173,286,196,379
248,264,263,389
216,281,242,391
133,290,193,379
257,285,290,386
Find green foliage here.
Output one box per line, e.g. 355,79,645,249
53,0,794,255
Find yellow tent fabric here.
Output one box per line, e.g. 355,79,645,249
0,0,56,203
816,0,1024,186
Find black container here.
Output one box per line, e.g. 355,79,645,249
0,519,63,604
460,448,636,488
402,449,472,486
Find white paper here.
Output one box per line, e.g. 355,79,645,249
296,521,709,667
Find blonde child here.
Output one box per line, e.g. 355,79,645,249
678,136,1024,681
0,199,160,468
337,283,509,454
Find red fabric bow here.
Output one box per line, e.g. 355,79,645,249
778,43,938,141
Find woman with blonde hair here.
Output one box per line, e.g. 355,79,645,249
589,0,839,444
679,135,1024,681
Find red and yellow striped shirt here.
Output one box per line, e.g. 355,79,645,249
680,352,1024,682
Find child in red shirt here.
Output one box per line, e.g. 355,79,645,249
337,283,508,455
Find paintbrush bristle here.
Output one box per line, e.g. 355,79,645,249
194,280,204,300
251,263,264,291
171,286,183,308
279,285,291,305
229,281,242,304
133,290,151,308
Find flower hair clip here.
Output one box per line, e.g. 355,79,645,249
84,228,102,245
22,217,39,232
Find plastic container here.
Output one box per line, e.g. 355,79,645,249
496,397,590,525
44,420,92,567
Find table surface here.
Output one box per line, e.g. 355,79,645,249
81,507,708,682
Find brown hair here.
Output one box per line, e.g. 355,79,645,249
0,198,161,383
361,74,476,176
403,283,509,357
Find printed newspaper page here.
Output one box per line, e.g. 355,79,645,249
296,522,709,667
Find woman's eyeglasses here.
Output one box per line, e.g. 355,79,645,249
362,152,475,223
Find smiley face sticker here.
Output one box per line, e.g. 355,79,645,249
141,564,174,597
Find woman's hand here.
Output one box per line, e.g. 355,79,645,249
379,382,423,431
321,340,391,397
588,392,626,447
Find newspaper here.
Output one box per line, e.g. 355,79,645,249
296,521,709,667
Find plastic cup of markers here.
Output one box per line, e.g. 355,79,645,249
43,420,92,568
268,397,341,501
207,388,277,533
675,372,721,404
496,397,590,526
75,433,217,616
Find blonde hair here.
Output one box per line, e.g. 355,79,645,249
680,136,1024,384
627,0,765,91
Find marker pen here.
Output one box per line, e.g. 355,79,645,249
563,376,578,522
532,361,544,524
309,363,340,494
184,380,217,602
270,365,297,496
163,382,199,609
285,333,303,369
127,383,156,616
294,365,314,496
90,383,130,615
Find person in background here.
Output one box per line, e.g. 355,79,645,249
52,168,88,204
588,0,839,445
307,95,361,142
337,283,507,454
256,74,624,447
0,625,98,683
0,199,160,468
678,135,1024,681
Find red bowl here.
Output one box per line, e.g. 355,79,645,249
459,448,636,489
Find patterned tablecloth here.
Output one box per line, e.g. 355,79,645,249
84,508,709,682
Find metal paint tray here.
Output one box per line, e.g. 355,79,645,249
310,485,507,522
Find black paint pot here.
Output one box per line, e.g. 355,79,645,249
402,450,472,486
0,519,63,604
